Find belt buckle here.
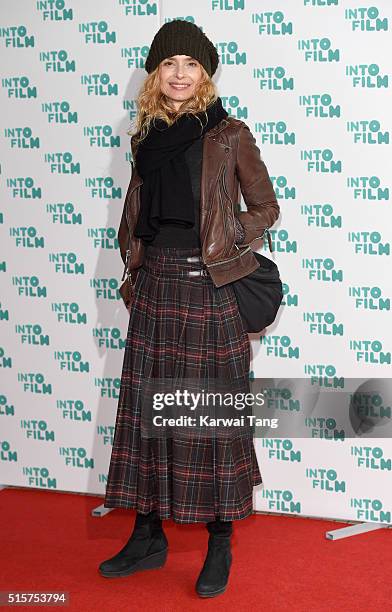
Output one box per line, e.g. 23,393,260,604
188,269,203,277
188,268,208,277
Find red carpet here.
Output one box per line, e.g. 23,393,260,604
1,487,391,611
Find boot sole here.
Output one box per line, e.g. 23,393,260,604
99,548,168,578
196,584,228,598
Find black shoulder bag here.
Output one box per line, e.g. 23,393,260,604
230,229,283,334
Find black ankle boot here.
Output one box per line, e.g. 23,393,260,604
195,520,232,598
99,510,168,578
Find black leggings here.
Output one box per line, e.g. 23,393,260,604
206,517,233,536
136,511,232,536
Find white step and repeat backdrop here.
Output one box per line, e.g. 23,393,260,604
1,1,391,524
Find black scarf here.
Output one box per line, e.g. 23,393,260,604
133,97,228,244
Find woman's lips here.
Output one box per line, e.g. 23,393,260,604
169,83,190,90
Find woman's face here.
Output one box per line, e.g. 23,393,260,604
159,55,203,111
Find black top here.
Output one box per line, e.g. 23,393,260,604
147,136,203,248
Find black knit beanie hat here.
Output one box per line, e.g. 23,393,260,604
145,20,219,77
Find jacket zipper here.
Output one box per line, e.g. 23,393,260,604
221,164,237,242
121,248,132,281
203,160,224,246
265,228,273,251
242,228,273,251
218,168,229,257
221,164,233,209
206,244,252,267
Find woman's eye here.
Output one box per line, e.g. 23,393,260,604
163,60,197,66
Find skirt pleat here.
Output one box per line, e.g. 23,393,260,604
104,245,262,523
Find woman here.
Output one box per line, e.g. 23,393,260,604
99,20,280,598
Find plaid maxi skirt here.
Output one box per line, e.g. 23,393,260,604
104,244,262,523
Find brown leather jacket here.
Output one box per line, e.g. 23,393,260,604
118,116,280,303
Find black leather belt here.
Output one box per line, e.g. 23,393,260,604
143,253,209,277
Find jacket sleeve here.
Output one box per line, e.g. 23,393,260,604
118,136,139,266
118,170,134,266
118,198,128,266
234,123,280,246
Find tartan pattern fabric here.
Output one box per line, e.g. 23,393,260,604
104,245,262,523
